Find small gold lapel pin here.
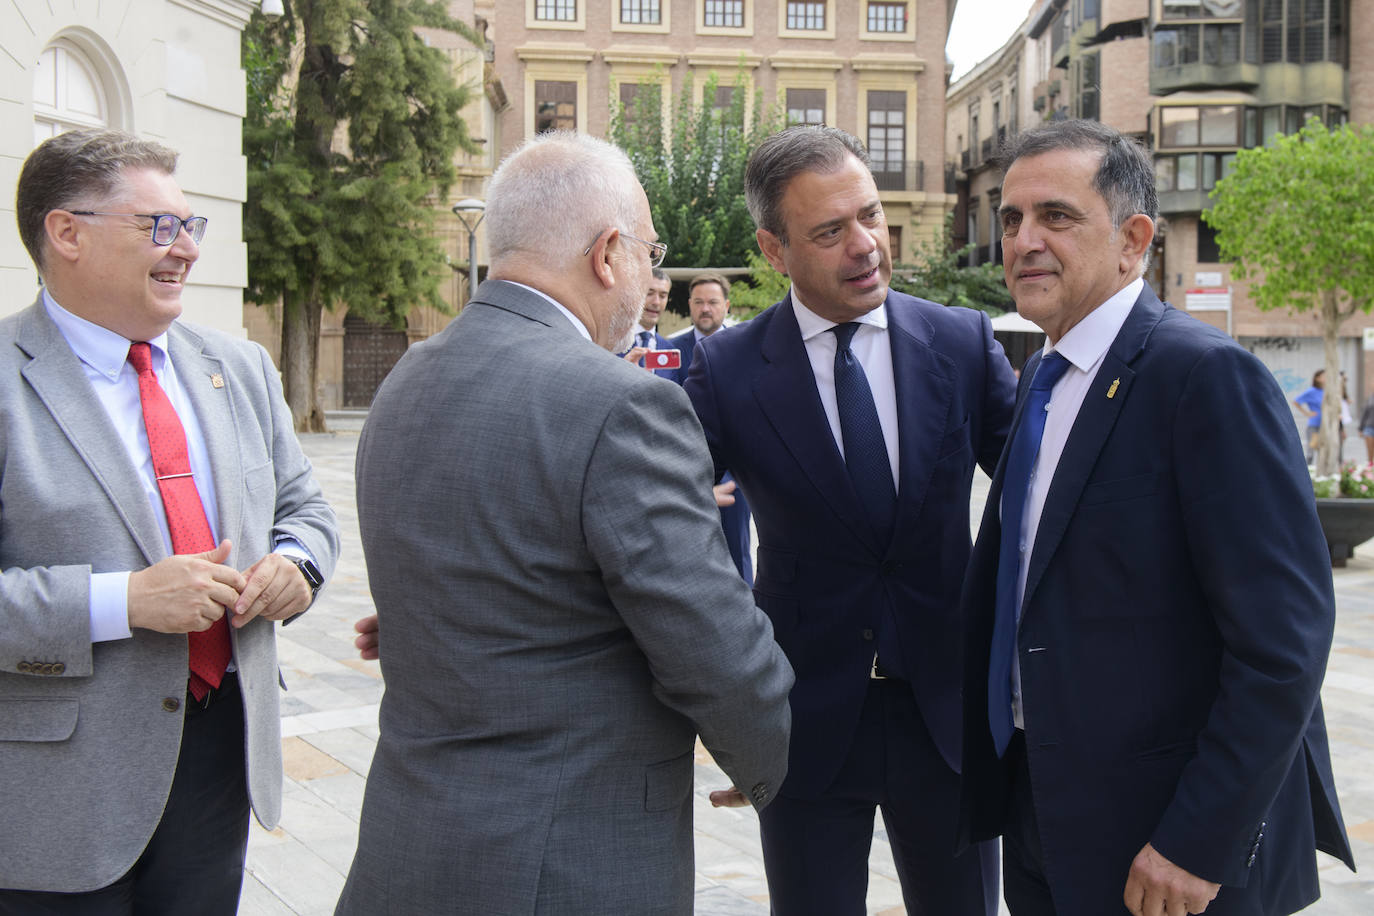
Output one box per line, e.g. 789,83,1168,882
210,373,224,389
1106,378,1120,399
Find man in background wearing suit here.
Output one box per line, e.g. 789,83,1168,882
0,129,339,913
958,119,1353,916
683,125,1014,915
621,267,680,381
336,131,792,916
673,272,754,585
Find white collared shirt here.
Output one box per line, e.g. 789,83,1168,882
507,281,592,342
1011,277,1142,727
791,292,900,489
42,289,311,645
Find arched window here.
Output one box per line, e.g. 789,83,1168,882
33,40,110,145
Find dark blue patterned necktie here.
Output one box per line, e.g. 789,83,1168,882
637,330,652,349
832,322,896,541
988,351,1071,756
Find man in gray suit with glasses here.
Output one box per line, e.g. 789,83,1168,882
338,130,793,915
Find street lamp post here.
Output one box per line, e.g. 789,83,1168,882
451,198,485,303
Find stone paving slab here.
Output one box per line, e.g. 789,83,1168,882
241,429,1370,914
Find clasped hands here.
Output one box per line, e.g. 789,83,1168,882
127,539,312,633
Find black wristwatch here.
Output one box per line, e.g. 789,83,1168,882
288,556,324,601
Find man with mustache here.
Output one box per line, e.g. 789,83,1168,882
681,125,1016,914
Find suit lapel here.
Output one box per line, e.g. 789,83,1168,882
170,325,242,549
753,297,882,554
1020,288,1164,615
16,303,164,565
888,300,955,558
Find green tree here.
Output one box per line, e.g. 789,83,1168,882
242,0,481,431
890,213,1013,313
727,249,791,318
1203,119,1374,475
610,68,782,270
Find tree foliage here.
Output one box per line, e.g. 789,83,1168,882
610,68,782,270
1203,119,1374,473
891,213,1012,313
242,0,481,431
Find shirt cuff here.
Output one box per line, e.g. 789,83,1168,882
272,537,315,565
90,572,133,643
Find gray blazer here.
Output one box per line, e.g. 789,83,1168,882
0,299,339,893
337,280,793,915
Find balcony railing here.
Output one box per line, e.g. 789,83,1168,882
871,160,925,192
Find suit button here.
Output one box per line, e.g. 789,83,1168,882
881,560,899,575
162,697,181,713
17,661,31,673
38,663,52,675
862,629,875,641
52,663,65,675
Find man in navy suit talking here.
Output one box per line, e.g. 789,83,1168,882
683,126,1015,914
958,119,1353,916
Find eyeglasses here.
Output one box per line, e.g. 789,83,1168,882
68,211,208,246
583,230,668,269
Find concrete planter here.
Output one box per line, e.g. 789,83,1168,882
1314,497,1374,567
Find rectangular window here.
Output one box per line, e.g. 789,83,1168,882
1199,106,1240,145
1203,23,1242,65
1160,107,1200,147
704,0,744,27
867,90,906,191
867,2,907,32
1197,222,1221,262
620,0,661,24
1078,54,1099,122
1176,153,1198,191
535,0,577,21
787,2,825,29
534,80,576,133
1261,105,1282,144
786,89,825,127
1154,28,1179,68
1155,156,1176,192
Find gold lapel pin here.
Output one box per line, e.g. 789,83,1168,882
1106,378,1120,399
210,373,224,389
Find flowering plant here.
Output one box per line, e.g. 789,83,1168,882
1339,462,1374,499
1312,469,1341,498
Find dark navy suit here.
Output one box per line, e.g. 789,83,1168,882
958,285,1355,915
684,290,1016,913
672,328,753,586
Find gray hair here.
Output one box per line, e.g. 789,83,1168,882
744,126,870,245
998,119,1157,269
485,131,643,268
650,267,669,283
16,128,179,273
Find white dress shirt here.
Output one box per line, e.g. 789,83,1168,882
791,293,900,490
1011,277,1142,727
43,290,309,645
508,281,592,342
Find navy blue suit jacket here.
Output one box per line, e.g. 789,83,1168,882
958,285,1354,914
672,327,753,585
684,290,1016,795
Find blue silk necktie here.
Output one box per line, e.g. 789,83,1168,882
832,322,896,542
988,351,1071,756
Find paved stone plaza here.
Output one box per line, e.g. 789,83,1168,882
238,422,1372,915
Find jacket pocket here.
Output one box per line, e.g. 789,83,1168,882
1079,472,1160,506
644,751,693,812
0,696,78,742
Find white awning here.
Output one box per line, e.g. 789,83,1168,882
990,310,1044,334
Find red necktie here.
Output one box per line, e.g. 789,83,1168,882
128,342,231,701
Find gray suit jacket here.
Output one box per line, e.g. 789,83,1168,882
0,299,339,892
337,280,793,915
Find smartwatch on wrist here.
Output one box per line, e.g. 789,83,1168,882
288,555,324,601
